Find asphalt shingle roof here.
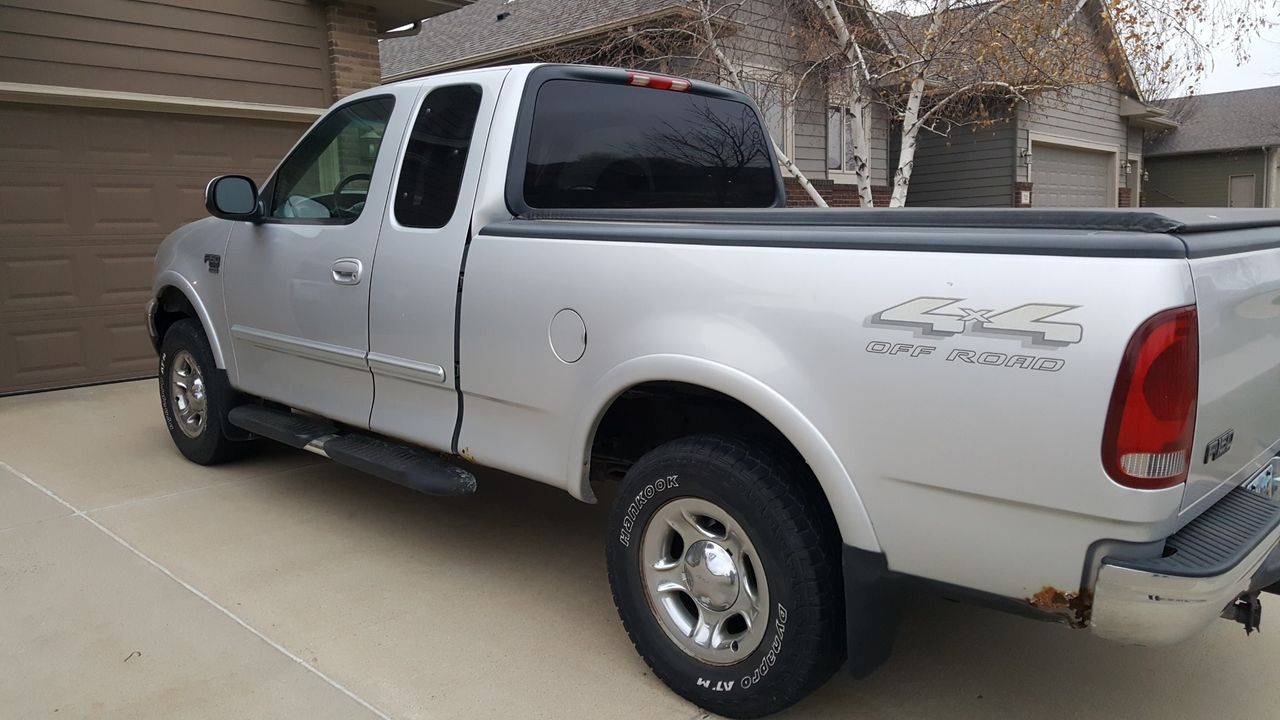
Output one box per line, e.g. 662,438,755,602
1145,86,1280,156
380,0,685,77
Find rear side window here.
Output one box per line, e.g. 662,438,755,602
523,80,777,209
394,84,483,228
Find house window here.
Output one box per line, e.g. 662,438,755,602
827,106,868,174
741,78,790,155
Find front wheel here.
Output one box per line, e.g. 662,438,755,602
158,319,249,465
606,434,845,718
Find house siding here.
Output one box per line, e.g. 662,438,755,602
0,0,332,107
1144,150,1268,207
891,115,1018,207
1017,81,1136,191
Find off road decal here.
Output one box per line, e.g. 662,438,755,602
618,475,679,547
873,297,1083,345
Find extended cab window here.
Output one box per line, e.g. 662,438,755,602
523,80,777,209
269,96,394,222
394,84,483,228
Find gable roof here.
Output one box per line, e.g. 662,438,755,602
1145,86,1280,157
876,0,1138,95
380,0,686,79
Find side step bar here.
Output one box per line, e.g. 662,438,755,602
227,405,477,497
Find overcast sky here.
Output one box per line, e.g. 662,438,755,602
1196,22,1280,95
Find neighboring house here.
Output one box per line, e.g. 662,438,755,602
1143,86,1280,208
381,0,1166,209
0,0,468,395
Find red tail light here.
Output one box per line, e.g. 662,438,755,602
627,72,692,92
1103,306,1199,490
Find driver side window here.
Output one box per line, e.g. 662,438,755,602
269,96,395,221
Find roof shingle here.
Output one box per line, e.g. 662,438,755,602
1145,86,1280,156
380,0,685,78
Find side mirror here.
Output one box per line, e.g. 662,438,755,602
205,175,261,221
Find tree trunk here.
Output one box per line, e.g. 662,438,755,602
890,74,927,207
815,0,876,206
844,99,876,207
890,0,950,208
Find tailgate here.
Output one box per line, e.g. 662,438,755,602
1184,237,1280,514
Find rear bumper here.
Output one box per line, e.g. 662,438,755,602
1091,486,1280,646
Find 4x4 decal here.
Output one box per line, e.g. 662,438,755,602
872,297,1083,346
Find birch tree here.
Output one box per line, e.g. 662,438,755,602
813,0,1276,206
534,0,1274,208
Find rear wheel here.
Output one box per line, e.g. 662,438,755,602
606,434,845,718
158,319,249,465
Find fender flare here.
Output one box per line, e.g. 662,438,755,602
152,270,227,369
571,354,880,552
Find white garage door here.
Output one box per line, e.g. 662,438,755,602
1033,144,1113,207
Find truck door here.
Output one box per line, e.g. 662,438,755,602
221,85,415,427
367,69,508,452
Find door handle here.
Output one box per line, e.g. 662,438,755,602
331,258,363,285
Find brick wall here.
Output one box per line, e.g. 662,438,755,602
1117,187,1134,208
324,1,381,100
783,178,892,207
1013,182,1034,208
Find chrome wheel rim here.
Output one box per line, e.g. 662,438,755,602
169,350,208,438
640,497,770,665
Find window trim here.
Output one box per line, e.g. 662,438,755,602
827,103,873,185
256,93,397,226
504,65,786,215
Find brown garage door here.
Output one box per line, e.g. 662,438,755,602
0,102,305,395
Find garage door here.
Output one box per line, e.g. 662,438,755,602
1033,143,1114,207
0,102,305,395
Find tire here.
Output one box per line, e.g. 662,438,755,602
606,434,845,718
158,318,249,465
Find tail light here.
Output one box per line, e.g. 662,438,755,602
1103,306,1199,490
627,72,692,92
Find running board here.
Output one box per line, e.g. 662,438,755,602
227,405,476,496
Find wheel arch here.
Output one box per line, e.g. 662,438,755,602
151,272,227,368
574,354,880,552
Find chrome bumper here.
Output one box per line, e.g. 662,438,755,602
1091,485,1280,646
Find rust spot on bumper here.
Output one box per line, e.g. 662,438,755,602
1028,586,1093,627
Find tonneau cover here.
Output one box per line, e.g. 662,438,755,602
519,207,1280,235
487,208,1280,259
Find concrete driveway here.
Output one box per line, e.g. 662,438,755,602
2,380,1277,719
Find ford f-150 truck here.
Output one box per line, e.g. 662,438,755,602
148,64,1280,718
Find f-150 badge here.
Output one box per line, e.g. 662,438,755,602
872,297,1083,346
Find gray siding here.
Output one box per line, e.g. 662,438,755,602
893,116,1018,207
867,104,890,187
791,79,827,177
0,0,332,107
1144,150,1268,207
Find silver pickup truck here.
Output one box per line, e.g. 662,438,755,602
148,63,1280,717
